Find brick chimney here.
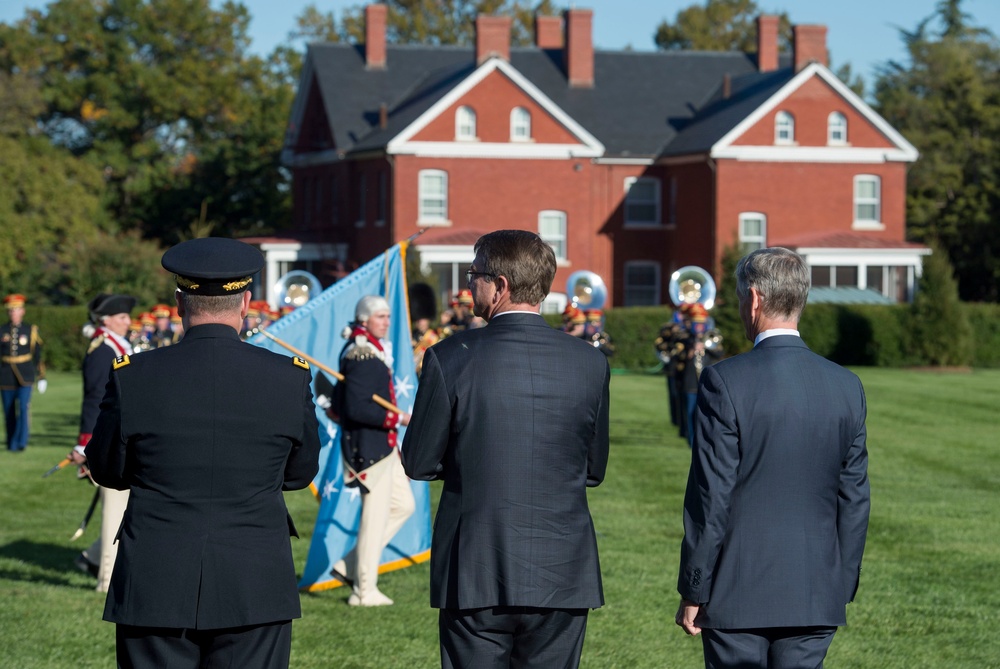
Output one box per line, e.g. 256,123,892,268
535,14,562,49
365,4,387,69
476,15,512,64
793,24,828,71
756,15,779,72
565,8,594,88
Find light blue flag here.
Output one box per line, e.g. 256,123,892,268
249,243,431,591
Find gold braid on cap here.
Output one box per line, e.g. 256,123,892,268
175,275,200,291
222,277,253,292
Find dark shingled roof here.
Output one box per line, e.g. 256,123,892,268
302,43,772,159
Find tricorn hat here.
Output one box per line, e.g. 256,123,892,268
88,294,137,319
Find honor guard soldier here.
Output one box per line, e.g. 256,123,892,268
84,237,319,669
1,294,45,452
561,305,586,338
148,304,177,348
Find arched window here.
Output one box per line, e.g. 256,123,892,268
775,111,794,144
456,106,476,140
828,112,847,145
510,107,531,141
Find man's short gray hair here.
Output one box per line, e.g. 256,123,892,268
735,247,811,321
180,292,245,319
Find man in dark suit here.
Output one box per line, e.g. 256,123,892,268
86,238,320,669
676,247,870,669
402,230,610,669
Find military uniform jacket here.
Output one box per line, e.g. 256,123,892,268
86,323,320,630
0,322,43,388
80,328,131,438
337,331,399,490
401,313,611,611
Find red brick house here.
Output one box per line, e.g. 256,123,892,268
259,5,927,311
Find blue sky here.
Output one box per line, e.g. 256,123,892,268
2,0,999,90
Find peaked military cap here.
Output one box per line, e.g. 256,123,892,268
4,294,26,309
88,293,137,317
161,238,264,296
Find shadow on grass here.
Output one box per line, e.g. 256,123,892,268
0,539,94,589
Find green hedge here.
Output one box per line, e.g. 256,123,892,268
22,305,91,372
20,302,1000,373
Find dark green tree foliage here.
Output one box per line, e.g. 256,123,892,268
909,242,974,366
654,0,791,52
0,0,294,245
339,0,558,46
712,243,753,357
874,0,1000,302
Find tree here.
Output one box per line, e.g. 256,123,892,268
338,0,558,46
908,242,973,366
0,0,294,245
654,0,791,52
874,0,1000,302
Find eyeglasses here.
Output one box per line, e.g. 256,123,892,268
465,270,496,283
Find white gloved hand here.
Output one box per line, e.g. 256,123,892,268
37,379,47,394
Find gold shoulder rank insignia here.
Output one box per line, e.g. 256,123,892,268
87,335,106,354
113,355,131,370
293,356,310,370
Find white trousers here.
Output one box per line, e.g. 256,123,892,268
88,486,129,593
340,452,415,598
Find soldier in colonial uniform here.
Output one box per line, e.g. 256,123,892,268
330,295,415,606
1,294,45,452
68,293,136,589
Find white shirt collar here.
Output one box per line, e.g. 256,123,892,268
754,328,800,347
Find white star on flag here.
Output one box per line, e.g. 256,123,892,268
394,374,413,400
322,480,338,499
346,487,361,503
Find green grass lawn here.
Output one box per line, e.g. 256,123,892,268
1,368,998,668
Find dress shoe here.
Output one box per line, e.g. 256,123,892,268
73,552,99,578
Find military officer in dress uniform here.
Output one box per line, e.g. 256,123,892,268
148,303,177,348
330,295,415,607
85,237,320,669
68,293,137,588
1,294,45,452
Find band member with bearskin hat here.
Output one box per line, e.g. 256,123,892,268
67,293,136,590
330,295,415,607
1,294,45,452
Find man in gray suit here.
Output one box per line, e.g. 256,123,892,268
676,247,870,668
402,230,610,669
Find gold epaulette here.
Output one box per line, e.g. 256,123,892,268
293,356,310,370
113,355,131,370
344,341,379,361
87,335,106,354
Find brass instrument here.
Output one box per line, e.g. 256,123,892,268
273,270,323,309
668,266,716,310
565,270,607,311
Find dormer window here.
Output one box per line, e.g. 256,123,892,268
456,106,477,140
828,112,847,145
510,107,531,141
775,111,795,145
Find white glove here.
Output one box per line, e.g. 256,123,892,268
37,379,47,394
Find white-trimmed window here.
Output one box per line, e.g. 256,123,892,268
775,111,795,144
418,170,448,224
623,261,661,306
739,212,767,253
624,177,661,227
828,111,847,145
854,175,881,226
538,210,567,261
510,107,531,141
456,106,476,140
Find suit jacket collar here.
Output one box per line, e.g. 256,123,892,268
181,323,242,342
487,312,547,329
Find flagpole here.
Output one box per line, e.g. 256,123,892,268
251,328,404,416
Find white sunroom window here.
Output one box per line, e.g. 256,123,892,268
624,177,661,227
418,169,448,224
538,210,567,261
510,107,531,141
456,106,476,140
775,111,795,144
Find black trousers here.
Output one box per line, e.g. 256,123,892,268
116,620,292,669
701,626,837,669
440,606,589,669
